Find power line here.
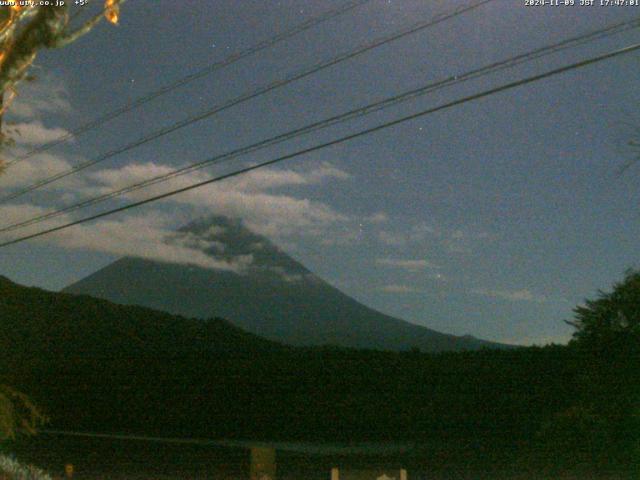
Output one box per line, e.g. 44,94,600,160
1,19,638,235
3,0,372,168
0,0,495,200
1,43,637,249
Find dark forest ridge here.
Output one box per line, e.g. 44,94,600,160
0,273,280,359
0,272,525,442
2,272,637,475
64,216,510,352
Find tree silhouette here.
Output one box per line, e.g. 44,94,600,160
0,0,123,441
0,0,122,163
563,270,640,468
0,385,47,441
567,269,640,350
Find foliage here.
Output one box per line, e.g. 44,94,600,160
531,406,613,470
561,269,640,471
568,269,640,349
1,273,638,474
0,1,123,436
0,1,122,94
0,0,123,156
0,454,51,480
0,386,47,442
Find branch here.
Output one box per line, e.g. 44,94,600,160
53,0,126,48
0,1,125,92
0,6,67,94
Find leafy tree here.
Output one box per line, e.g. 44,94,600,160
563,270,640,470
567,269,640,350
0,0,124,442
532,406,613,470
0,385,46,441
0,0,122,162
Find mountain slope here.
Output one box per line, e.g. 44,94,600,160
0,274,279,361
64,216,507,352
0,274,577,448
0,274,287,436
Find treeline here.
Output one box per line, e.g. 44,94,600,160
1,274,638,475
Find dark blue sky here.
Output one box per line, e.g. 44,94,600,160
1,0,639,344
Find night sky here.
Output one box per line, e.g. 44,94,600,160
1,0,639,345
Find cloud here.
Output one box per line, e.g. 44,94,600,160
0,150,78,190
8,75,72,119
472,288,552,304
165,230,227,254
367,212,389,224
442,229,491,254
84,161,352,241
220,162,349,192
379,284,420,294
376,257,441,271
60,217,253,272
319,229,360,246
0,206,252,272
0,203,49,225
377,220,491,255
0,161,354,270
0,203,253,272
261,265,318,283
7,121,73,146
378,222,434,246
317,213,389,247
88,161,348,193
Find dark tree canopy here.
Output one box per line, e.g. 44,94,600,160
569,269,640,349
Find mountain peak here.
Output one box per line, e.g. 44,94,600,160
176,215,309,277
64,215,509,352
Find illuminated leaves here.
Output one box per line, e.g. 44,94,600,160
0,1,123,148
105,0,120,25
0,1,124,94
0,384,47,440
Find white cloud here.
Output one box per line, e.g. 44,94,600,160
8,75,72,119
376,257,440,271
442,229,477,254
84,161,352,241
263,265,317,283
379,284,420,294
0,151,76,189
377,222,434,246
366,212,389,224
0,203,49,225
317,213,389,247
7,121,73,146
0,160,354,270
304,163,351,183
0,205,252,272
88,161,349,193
86,162,177,192
165,230,226,254
59,218,253,272
377,220,491,255
377,230,407,246
225,162,349,191
472,288,551,304
319,229,360,246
